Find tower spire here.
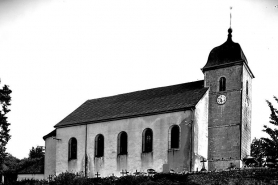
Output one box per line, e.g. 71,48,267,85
227,7,233,42
230,6,232,29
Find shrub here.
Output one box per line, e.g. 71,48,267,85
5,179,48,185
49,172,76,185
11,168,278,185
115,175,152,185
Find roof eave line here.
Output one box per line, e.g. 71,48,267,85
54,106,197,128
202,60,255,78
201,60,245,72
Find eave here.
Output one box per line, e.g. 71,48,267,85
54,106,197,128
201,60,255,78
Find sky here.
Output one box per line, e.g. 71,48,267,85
0,0,278,159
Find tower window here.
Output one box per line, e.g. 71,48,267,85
95,134,104,157
142,128,153,153
246,81,249,95
169,125,180,149
219,77,226,91
118,131,128,155
68,137,77,160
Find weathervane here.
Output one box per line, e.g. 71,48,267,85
230,6,232,28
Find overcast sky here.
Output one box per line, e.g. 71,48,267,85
0,0,278,159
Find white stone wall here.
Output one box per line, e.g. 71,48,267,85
241,64,253,159
56,125,86,174
193,90,209,171
44,136,56,179
55,110,207,177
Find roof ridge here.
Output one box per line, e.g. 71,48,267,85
86,80,204,102
55,80,207,128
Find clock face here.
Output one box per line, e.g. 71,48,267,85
217,95,226,105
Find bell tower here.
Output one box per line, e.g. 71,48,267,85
202,28,254,170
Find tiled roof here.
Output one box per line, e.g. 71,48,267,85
43,129,56,140
55,80,208,128
203,29,248,71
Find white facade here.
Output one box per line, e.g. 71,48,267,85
45,91,208,177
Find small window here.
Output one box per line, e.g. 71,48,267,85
219,77,226,91
118,131,128,155
246,81,248,95
68,137,77,160
95,134,104,157
142,128,153,153
170,125,180,149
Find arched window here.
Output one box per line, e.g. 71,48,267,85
170,125,180,149
118,131,128,155
142,128,153,153
68,137,77,160
246,81,249,95
95,134,104,157
219,77,226,91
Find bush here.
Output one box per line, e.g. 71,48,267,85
12,168,278,185
5,179,48,185
49,172,77,185
114,175,151,185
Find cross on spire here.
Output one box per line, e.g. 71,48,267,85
227,7,233,42
230,7,232,29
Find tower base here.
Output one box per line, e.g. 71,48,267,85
208,159,242,171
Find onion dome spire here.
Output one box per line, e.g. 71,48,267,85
202,27,250,74
227,28,233,42
201,7,254,78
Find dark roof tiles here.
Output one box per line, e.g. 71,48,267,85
43,129,56,140
55,80,208,128
203,29,247,71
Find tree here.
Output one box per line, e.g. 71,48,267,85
29,146,45,159
0,80,12,172
1,153,19,183
261,96,278,158
251,138,267,166
250,96,278,167
4,153,20,173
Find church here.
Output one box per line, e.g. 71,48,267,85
43,28,254,178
